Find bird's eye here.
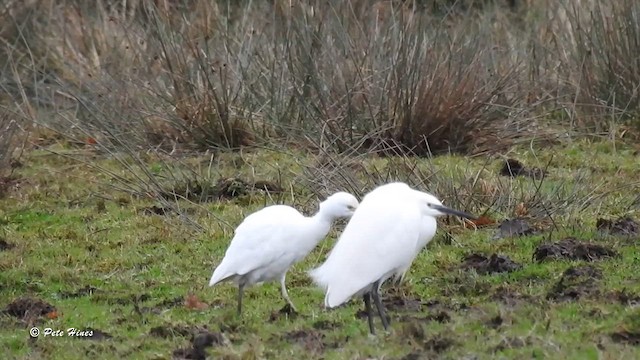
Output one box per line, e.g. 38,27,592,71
347,205,356,211
426,203,433,207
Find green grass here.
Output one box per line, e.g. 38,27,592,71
1,140,640,359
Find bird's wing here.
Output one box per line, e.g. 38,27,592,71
209,205,304,285
310,199,422,307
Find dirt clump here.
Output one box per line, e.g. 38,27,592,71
0,238,15,251
499,159,544,178
611,330,640,345
268,303,299,322
172,331,225,360
3,297,56,322
461,253,522,274
493,218,536,239
547,265,602,301
283,329,325,353
597,216,639,236
423,334,456,353
491,286,533,306
533,237,618,262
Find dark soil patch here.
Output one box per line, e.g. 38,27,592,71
0,238,15,251
383,292,425,312
3,297,56,322
597,216,639,237
486,315,504,329
499,159,544,178
611,330,640,345
608,289,640,306
547,265,602,301
268,303,299,322
491,286,533,306
139,205,173,216
423,334,456,353
533,237,619,262
461,253,522,274
312,320,339,330
172,331,225,360
59,285,100,299
0,175,20,198
493,218,536,239
283,329,325,353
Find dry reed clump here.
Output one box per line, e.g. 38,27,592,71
1,0,639,155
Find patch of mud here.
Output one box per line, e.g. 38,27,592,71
3,297,56,322
59,285,100,299
597,216,639,237
268,303,299,322
283,329,325,353
491,286,533,306
493,218,536,239
485,315,504,329
533,237,618,262
423,334,456,353
172,331,226,360
547,265,602,301
383,292,425,312
608,289,640,306
0,175,21,198
0,238,15,251
499,159,544,178
401,322,456,353
461,253,522,275
611,330,640,345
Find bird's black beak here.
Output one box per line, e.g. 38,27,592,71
432,204,477,220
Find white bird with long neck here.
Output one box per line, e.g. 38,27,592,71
209,192,359,315
309,182,476,334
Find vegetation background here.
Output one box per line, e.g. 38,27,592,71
1,0,640,359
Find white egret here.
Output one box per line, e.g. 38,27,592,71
309,182,476,334
208,192,359,315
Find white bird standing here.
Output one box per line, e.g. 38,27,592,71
309,182,476,334
208,192,359,315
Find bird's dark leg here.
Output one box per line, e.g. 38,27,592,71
237,282,245,316
371,280,390,330
363,292,376,335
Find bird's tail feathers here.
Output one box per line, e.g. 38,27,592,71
208,262,232,287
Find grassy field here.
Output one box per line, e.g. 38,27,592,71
1,139,640,359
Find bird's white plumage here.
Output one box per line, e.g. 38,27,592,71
310,183,427,307
209,205,308,286
208,191,359,313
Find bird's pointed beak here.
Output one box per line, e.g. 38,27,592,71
432,204,477,220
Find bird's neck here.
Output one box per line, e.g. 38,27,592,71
309,211,333,239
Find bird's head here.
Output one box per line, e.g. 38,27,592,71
319,192,359,219
413,191,476,220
